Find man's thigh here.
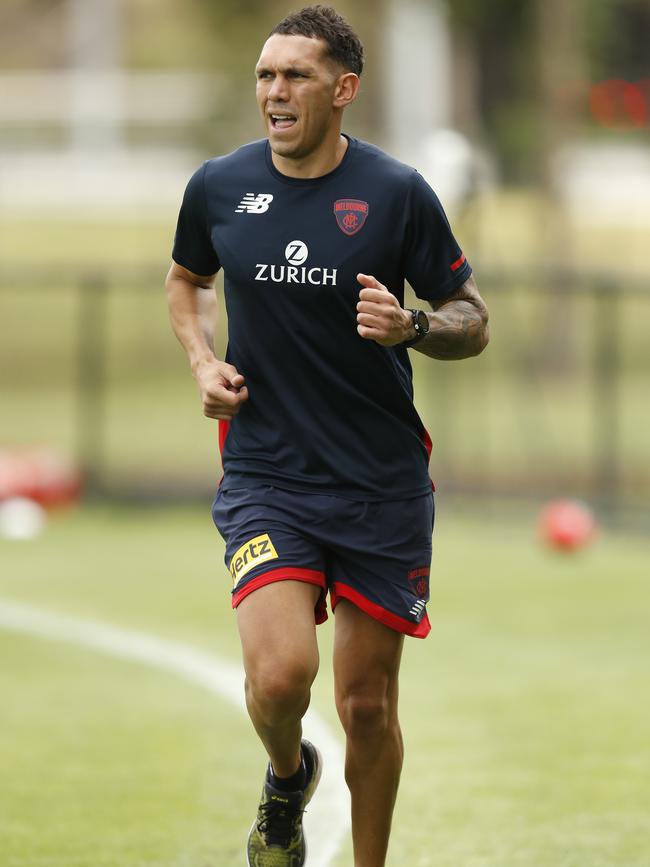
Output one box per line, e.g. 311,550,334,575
327,493,434,638
212,483,329,622
237,580,322,685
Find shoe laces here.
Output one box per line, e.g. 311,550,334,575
257,797,304,847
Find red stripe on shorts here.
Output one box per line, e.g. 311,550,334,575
232,567,328,623
331,582,431,638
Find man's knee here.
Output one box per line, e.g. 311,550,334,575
336,684,395,740
246,659,318,724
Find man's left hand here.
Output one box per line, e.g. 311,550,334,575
356,273,412,346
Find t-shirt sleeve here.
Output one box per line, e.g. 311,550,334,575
403,170,472,302
172,162,221,276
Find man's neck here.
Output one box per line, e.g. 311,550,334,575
271,134,349,179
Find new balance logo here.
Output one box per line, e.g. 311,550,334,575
235,193,274,214
409,599,427,621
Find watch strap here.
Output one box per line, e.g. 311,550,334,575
403,309,428,347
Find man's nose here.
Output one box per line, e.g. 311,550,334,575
268,74,289,101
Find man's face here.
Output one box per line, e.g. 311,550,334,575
255,34,343,161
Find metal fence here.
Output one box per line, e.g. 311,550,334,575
1,266,648,525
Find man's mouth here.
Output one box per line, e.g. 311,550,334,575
269,113,297,130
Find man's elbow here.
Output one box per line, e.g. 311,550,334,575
475,322,490,355
469,306,490,357
165,267,180,301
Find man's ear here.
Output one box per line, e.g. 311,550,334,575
333,72,360,108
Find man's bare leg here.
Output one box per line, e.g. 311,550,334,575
334,599,405,867
236,580,321,777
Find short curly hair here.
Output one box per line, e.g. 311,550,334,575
270,6,364,76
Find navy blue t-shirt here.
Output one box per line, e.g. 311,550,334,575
172,135,472,500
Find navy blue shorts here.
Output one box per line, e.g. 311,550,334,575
211,484,435,638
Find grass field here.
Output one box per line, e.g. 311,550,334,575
1,504,649,866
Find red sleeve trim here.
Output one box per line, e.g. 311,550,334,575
231,567,328,624
330,582,431,638
450,253,466,272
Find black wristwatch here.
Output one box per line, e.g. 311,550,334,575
403,309,430,347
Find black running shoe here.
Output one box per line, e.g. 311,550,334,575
246,740,322,867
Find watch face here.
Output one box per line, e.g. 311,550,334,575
415,309,429,334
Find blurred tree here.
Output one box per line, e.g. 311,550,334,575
448,0,648,181
537,0,587,183
587,0,650,81
448,0,540,181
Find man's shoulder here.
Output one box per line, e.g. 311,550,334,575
203,139,267,177
352,137,418,186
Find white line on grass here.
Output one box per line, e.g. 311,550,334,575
0,598,350,867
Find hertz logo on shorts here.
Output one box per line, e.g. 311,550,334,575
229,533,278,586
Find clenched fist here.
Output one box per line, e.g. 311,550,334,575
194,358,249,420
356,273,412,346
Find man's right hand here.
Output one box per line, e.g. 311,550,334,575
194,358,249,420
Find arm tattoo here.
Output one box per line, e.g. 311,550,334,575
413,275,489,360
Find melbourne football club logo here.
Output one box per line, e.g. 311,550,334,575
235,193,274,214
407,567,430,599
334,199,369,236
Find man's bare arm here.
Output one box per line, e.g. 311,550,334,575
413,274,489,360
165,261,248,419
356,272,489,359
166,261,218,370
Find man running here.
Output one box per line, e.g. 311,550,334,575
166,6,489,866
